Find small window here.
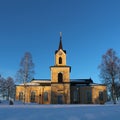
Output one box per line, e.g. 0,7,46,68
44,92,48,102
99,91,104,101
30,91,36,102
59,57,62,64
19,92,23,101
58,73,63,83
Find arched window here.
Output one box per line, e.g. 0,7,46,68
58,73,63,83
19,92,23,101
30,91,36,102
57,94,63,104
87,90,92,103
59,57,62,64
73,89,78,103
44,92,48,102
99,91,103,101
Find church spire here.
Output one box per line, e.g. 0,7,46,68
58,32,63,50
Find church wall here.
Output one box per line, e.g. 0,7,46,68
70,85,107,104
16,85,51,104
91,85,107,104
51,83,70,104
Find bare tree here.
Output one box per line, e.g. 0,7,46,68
99,48,120,104
5,77,15,100
16,52,35,103
0,76,6,100
17,52,35,83
114,82,120,100
0,76,15,101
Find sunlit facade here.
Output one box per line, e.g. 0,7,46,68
16,35,107,104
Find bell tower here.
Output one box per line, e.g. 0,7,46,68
50,33,71,104
55,33,66,66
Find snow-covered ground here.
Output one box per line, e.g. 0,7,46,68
0,101,120,120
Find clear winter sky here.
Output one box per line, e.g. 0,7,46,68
0,0,120,83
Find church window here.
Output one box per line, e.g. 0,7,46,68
58,73,63,83
30,91,36,102
44,92,48,102
19,92,23,101
57,94,63,104
73,89,79,103
59,57,62,64
87,91,92,103
99,91,104,101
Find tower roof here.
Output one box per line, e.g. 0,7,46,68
58,39,63,50
55,32,66,54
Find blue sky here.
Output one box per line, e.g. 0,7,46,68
0,0,120,83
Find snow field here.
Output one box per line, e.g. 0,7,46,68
0,104,120,120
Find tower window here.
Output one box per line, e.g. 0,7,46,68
59,57,62,64
58,73,63,83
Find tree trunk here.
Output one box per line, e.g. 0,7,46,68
112,84,116,104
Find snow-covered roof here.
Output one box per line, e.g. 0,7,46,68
89,83,106,86
31,80,51,83
19,82,40,86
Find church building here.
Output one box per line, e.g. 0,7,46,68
16,34,107,104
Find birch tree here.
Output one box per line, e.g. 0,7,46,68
99,48,120,104
17,52,35,84
16,52,35,103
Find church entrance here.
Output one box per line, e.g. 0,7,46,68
57,94,63,104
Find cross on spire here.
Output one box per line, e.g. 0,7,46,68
60,32,62,40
